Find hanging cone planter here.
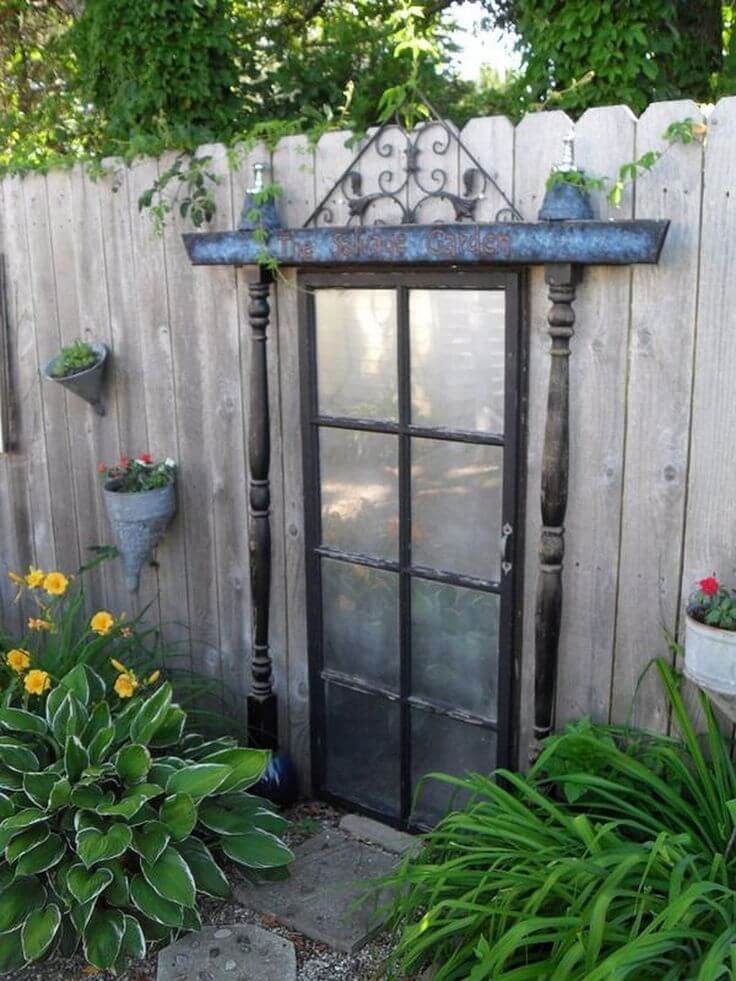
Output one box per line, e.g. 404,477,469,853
103,481,176,592
100,457,178,593
44,341,109,415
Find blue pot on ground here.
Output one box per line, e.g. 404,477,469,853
255,752,299,807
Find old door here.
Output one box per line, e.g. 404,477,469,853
300,269,525,828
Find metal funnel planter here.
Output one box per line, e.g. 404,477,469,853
44,341,109,415
103,480,176,592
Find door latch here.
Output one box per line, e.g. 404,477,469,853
500,523,513,575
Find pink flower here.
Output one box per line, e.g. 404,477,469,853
138,453,153,464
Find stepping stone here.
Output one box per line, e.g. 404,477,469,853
339,813,419,855
156,924,296,981
235,829,398,953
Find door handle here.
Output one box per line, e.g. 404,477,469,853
500,523,513,575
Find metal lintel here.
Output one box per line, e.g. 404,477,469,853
183,219,669,268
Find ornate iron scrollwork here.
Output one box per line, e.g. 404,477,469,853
304,97,523,228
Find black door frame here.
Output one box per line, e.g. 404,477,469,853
298,267,528,829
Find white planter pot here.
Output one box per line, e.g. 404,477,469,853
684,614,736,694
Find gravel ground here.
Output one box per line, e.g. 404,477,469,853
6,801,394,981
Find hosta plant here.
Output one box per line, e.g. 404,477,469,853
0,663,292,974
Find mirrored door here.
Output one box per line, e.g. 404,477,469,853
300,270,524,828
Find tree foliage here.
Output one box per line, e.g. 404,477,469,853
71,0,242,143
480,0,732,117
1,1,736,195
0,0,470,174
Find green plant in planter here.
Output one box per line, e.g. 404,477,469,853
686,574,736,630
0,664,292,974
99,453,176,492
50,340,100,378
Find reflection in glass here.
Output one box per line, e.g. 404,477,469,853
320,428,398,559
412,579,498,718
410,289,505,433
411,710,496,826
411,439,502,580
316,289,398,420
322,558,399,691
326,684,400,816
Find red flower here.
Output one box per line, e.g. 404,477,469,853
97,462,107,474
139,453,153,464
699,576,720,597
119,455,130,468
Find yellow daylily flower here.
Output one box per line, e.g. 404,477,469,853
43,572,69,596
24,669,51,695
110,658,127,673
7,572,25,586
6,648,30,673
90,611,114,636
25,567,45,589
147,670,161,685
114,673,138,698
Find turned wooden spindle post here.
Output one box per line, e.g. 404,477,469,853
534,262,582,743
247,267,278,751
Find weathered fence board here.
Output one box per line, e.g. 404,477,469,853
63,164,121,610
23,173,82,573
460,115,516,222
193,144,251,726
611,101,705,729
95,162,146,618
555,105,636,726
682,99,736,652
0,177,54,579
0,101,733,776
271,134,316,762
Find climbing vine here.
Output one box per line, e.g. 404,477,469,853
545,117,707,207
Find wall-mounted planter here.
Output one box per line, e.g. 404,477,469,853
103,479,176,592
43,341,109,415
684,614,736,695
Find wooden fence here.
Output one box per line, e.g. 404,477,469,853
0,98,733,779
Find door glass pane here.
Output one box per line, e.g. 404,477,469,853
411,709,496,826
320,428,398,559
316,289,398,421
411,579,499,718
326,684,400,816
410,289,505,433
322,558,399,691
411,438,503,580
